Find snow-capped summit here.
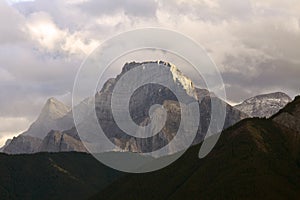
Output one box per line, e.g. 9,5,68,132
234,92,292,118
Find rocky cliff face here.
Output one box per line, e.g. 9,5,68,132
3,129,87,154
0,139,12,152
234,92,291,118
3,135,42,154
93,61,247,153
39,130,87,153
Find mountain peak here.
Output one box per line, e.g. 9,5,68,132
39,97,71,121
21,97,73,139
244,92,291,103
235,92,292,118
122,61,172,73
111,61,197,100
47,97,60,104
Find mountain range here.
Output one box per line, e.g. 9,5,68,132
0,61,291,156
1,61,245,154
0,93,299,199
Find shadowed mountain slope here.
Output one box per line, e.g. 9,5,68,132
0,152,122,200
91,96,300,200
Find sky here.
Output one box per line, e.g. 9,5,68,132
0,0,300,146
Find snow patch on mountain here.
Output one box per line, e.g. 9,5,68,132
234,92,291,118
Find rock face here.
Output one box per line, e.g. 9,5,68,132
3,130,87,154
22,97,73,139
3,135,42,154
39,130,87,153
234,92,291,118
92,61,247,153
0,139,12,152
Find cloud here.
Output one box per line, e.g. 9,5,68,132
26,12,68,51
25,11,100,55
77,0,158,17
0,117,31,147
222,56,300,102
0,0,300,143
0,117,30,133
0,68,15,82
0,43,79,119
155,0,300,102
0,1,27,44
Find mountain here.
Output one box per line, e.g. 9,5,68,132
3,98,74,154
272,95,300,133
90,61,247,154
90,95,300,200
2,135,42,154
2,61,246,155
0,139,11,152
234,92,291,118
39,130,87,153
22,97,73,139
3,130,87,155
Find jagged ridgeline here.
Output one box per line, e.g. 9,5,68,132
2,61,247,154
